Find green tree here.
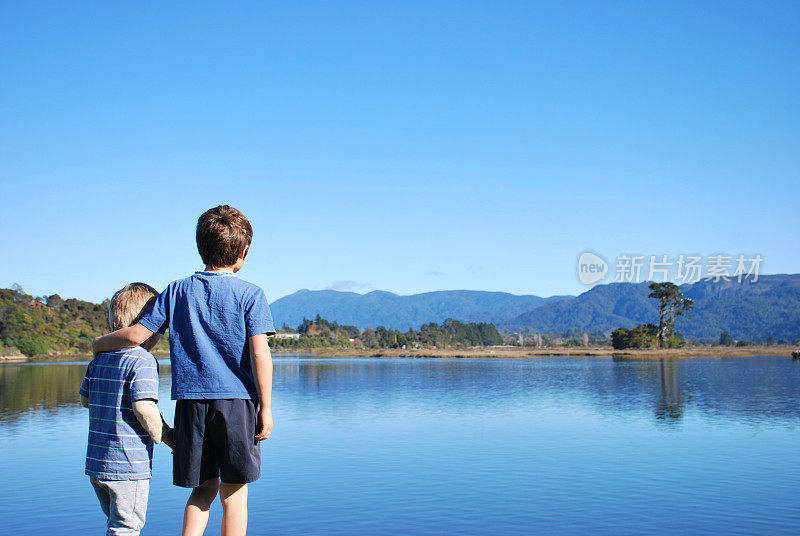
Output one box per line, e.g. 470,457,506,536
719,331,733,346
46,294,64,310
611,328,630,350
628,324,659,348
648,282,693,346
611,324,660,349
13,336,49,357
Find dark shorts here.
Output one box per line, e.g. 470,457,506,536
173,399,261,488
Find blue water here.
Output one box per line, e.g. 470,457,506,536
1,356,799,535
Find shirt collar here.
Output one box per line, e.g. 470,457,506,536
195,270,236,277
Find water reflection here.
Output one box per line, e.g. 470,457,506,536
275,356,799,426
2,356,798,536
0,363,88,423
654,358,686,422
1,357,798,426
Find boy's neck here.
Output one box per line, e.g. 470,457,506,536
204,265,236,273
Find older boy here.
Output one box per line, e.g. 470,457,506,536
80,282,173,536
93,205,275,536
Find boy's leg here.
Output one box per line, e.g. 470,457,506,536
182,478,220,536
220,483,248,536
90,477,111,518
105,479,149,536
174,400,217,488
211,399,260,536
175,400,223,535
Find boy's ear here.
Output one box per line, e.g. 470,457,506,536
240,245,249,260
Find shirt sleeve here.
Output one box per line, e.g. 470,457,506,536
79,364,91,398
245,288,276,337
129,357,160,402
139,286,170,334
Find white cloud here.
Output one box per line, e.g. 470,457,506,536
327,280,372,292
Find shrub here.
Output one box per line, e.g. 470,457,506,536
13,336,49,357
611,328,630,350
663,334,686,349
611,324,660,349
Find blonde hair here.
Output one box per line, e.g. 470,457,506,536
108,282,159,331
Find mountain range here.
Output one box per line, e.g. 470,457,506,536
270,289,568,331
269,274,800,342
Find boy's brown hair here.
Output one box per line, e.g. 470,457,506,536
108,283,159,331
196,205,253,268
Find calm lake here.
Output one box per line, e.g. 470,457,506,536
1,356,798,535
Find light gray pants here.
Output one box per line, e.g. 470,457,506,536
90,477,149,536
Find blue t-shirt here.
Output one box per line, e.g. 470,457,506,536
139,271,275,400
79,346,160,480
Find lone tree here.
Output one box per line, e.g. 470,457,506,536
719,331,733,346
648,282,693,345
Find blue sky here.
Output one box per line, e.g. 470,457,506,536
1,1,798,303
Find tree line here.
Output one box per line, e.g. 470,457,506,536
0,286,110,356
1,286,172,357
0,287,505,356
272,314,505,349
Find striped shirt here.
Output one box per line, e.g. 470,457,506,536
79,346,160,480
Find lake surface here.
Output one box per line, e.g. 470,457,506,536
1,356,799,535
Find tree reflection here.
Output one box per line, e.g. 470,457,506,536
0,364,87,423
2,357,798,427
654,359,686,423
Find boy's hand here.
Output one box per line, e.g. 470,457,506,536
162,424,174,449
255,409,273,441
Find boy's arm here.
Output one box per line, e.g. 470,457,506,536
140,332,162,353
161,415,174,448
132,399,167,444
128,353,166,444
92,323,154,355
249,334,273,441
79,366,91,408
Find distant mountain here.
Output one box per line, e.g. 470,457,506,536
270,275,800,342
501,282,655,334
501,274,800,342
270,289,566,331
677,275,800,341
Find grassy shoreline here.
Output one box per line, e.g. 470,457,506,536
1,345,796,363
301,345,798,359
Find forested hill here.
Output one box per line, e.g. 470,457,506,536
501,274,800,342
0,288,108,356
0,288,170,357
270,289,567,331
4,273,798,356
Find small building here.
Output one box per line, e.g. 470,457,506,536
28,301,46,309
275,332,300,340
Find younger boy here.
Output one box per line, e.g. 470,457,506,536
80,282,173,536
93,205,275,536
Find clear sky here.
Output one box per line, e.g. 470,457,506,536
1,1,798,304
